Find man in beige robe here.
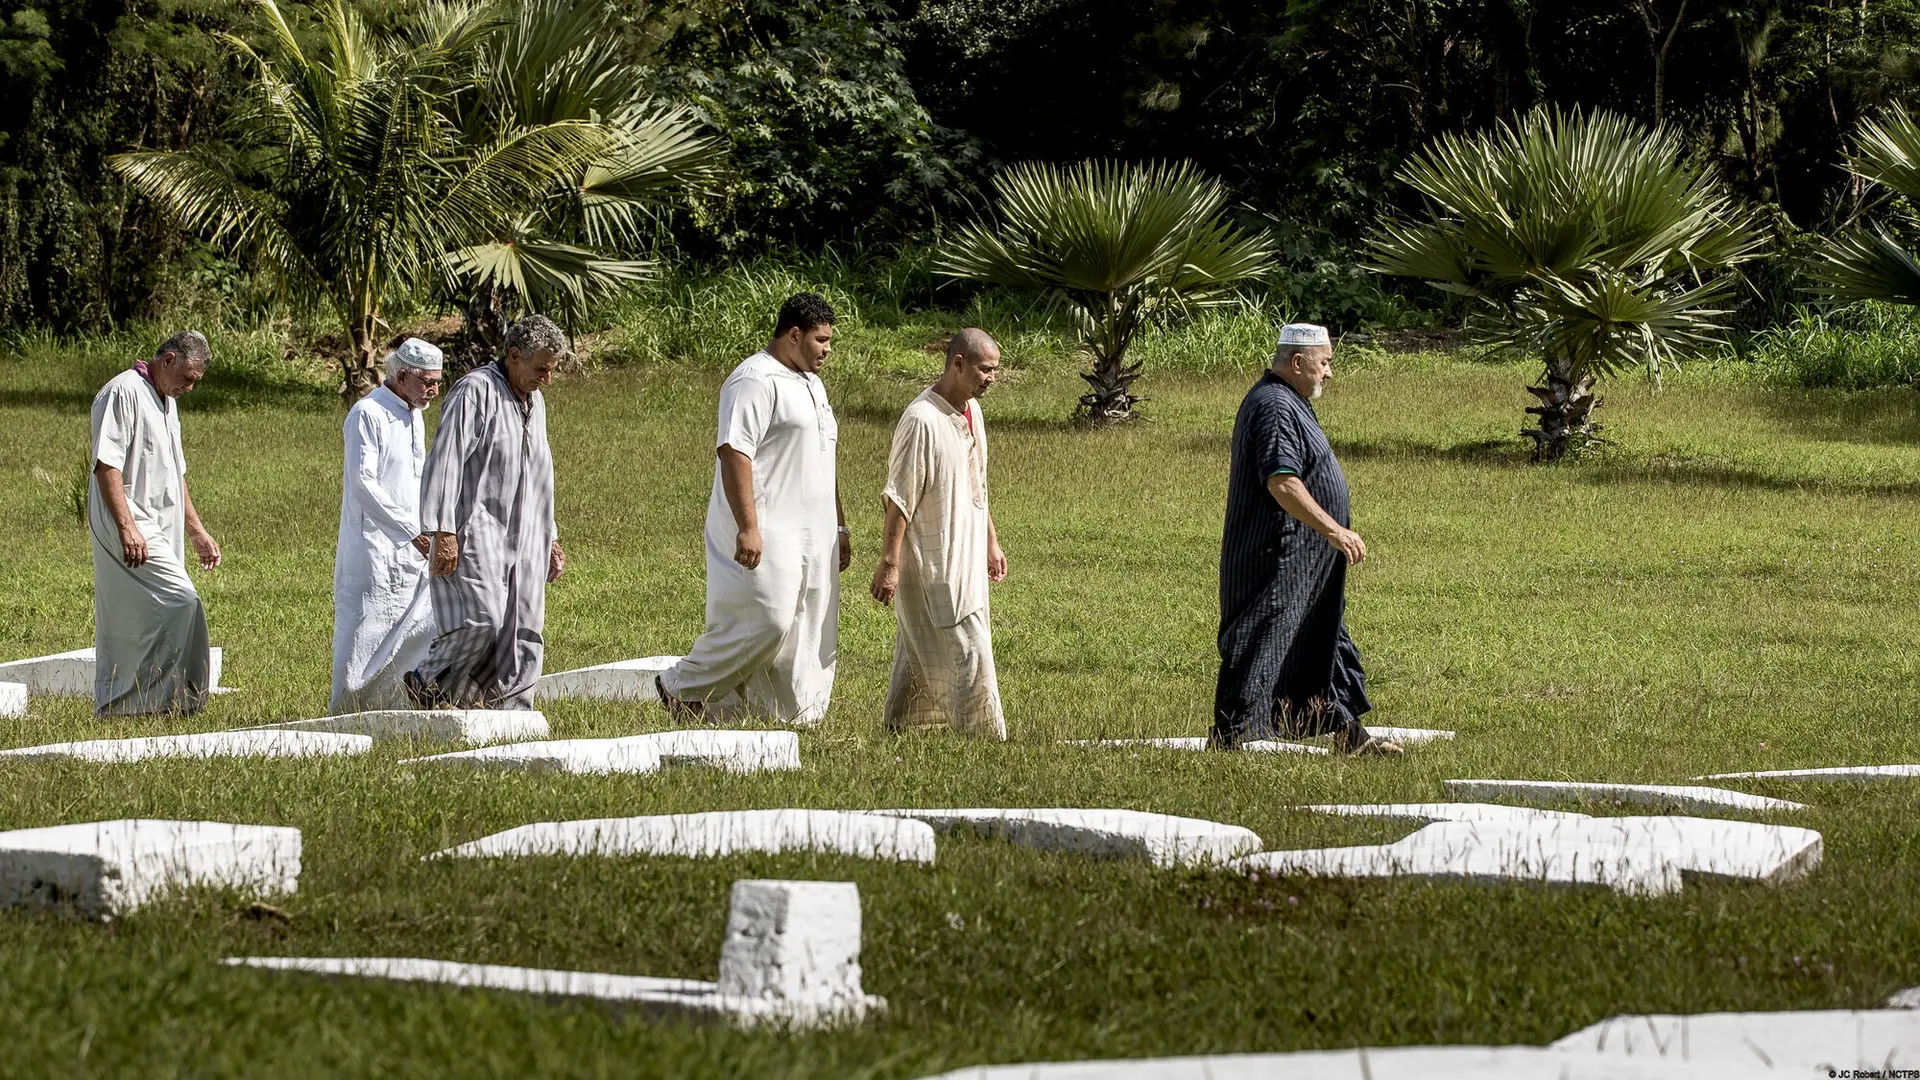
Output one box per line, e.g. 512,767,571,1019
869,329,1008,738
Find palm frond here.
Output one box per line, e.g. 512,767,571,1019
1808,228,1920,306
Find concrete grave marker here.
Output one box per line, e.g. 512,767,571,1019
257,710,548,746
401,729,800,775
0,729,371,763
0,682,25,719
1299,803,1590,824
1698,764,1920,782
0,646,225,696
1445,778,1803,814
0,819,300,919
532,656,683,703
431,809,936,864
865,808,1262,868
1065,737,1328,756
229,878,882,1028
1552,1008,1920,1071
1889,988,1920,1009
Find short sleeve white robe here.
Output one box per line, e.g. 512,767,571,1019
88,367,211,716
330,384,436,712
662,351,841,725
880,388,1005,737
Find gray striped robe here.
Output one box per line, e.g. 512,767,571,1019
409,362,556,708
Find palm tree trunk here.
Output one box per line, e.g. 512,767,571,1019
343,317,381,403
1077,351,1146,426
1521,356,1602,461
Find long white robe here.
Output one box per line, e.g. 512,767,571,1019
330,384,435,712
663,351,840,726
881,388,1004,737
88,367,210,716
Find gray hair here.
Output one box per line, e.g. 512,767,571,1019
153,330,211,369
1273,342,1329,367
946,327,1000,365
501,315,570,363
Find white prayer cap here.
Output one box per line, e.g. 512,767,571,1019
385,337,443,372
1277,323,1331,348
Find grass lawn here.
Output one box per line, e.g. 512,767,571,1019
2,338,1919,1077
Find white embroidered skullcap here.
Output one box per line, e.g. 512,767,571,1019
385,337,443,371
1277,323,1331,348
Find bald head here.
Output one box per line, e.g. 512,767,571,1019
946,328,999,366
934,327,1002,405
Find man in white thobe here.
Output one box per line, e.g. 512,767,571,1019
88,331,223,716
870,329,1008,738
659,292,850,726
330,338,444,712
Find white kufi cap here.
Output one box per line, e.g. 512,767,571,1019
1277,322,1331,348
385,337,444,372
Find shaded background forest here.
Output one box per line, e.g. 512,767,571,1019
4,0,1917,333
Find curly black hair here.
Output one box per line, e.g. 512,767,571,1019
774,291,836,336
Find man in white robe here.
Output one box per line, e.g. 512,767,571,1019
870,329,1008,738
88,331,222,716
659,292,850,726
406,317,565,709
330,338,444,712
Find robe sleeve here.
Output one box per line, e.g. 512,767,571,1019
1253,395,1304,478
715,371,775,458
972,400,989,510
540,396,557,544
882,411,932,521
418,381,481,535
346,407,419,544
92,382,134,471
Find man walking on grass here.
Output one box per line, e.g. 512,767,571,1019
331,337,443,712
869,328,1008,739
406,317,566,709
658,292,850,725
1212,323,1401,756
88,330,223,716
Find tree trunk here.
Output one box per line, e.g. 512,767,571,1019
342,318,380,403
1520,357,1602,461
1077,351,1146,426
448,283,508,379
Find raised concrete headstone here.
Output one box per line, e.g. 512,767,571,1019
1065,737,1328,756
0,818,300,919
431,810,936,865
258,710,549,746
0,646,225,696
1697,764,1920,782
1300,803,1590,824
0,682,25,718
1445,779,1803,814
228,877,882,1028
865,808,1262,868
1233,815,1822,896
400,729,801,775
532,656,683,702
0,729,371,763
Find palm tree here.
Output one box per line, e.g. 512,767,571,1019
1809,104,1920,307
938,160,1273,425
1369,108,1762,460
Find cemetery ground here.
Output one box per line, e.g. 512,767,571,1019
3,336,1919,1077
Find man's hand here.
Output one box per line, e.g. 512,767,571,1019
1326,526,1367,565
118,525,149,569
412,534,432,556
838,529,852,573
870,559,899,605
189,529,221,570
987,542,1008,583
430,532,459,577
548,539,566,583
734,525,762,569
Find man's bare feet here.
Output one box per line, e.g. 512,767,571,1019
1344,735,1406,757
656,674,705,722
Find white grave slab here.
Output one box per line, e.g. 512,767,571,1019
865,808,1261,868
1890,987,1920,1009
258,710,548,746
229,878,882,1028
1300,803,1591,824
914,1046,1712,1079
1233,815,1822,896
1552,1008,1920,1071
1066,737,1328,756
0,646,225,696
1445,779,1803,814
0,729,370,763
431,809,936,865
0,682,25,718
1362,726,1456,745
532,656,683,703
400,729,800,775
0,818,300,919
1697,764,1920,782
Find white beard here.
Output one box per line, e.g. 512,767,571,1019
1310,384,1324,399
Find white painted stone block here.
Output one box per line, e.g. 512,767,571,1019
1890,987,1920,1009
0,646,226,696
0,819,300,919
1300,803,1591,824
912,1046,1706,1078
532,656,683,702
1552,1008,1920,1072
1361,726,1456,745
0,729,371,763
1698,764,1920,782
400,729,800,775
432,810,936,864
258,710,548,746
1233,815,1822,895
1065,737,1328,756
867,808,1262,868
0,682,25,718
1445,778,1804,814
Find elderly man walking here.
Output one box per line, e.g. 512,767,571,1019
658,292,850,725
869,329,1008,738
1212,323,1400,756
331,338,444,712
405,317,566,709
88,331,223,716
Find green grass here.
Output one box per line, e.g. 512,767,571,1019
4,338,1920,1078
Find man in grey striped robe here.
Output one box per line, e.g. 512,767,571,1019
405,317,567,709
